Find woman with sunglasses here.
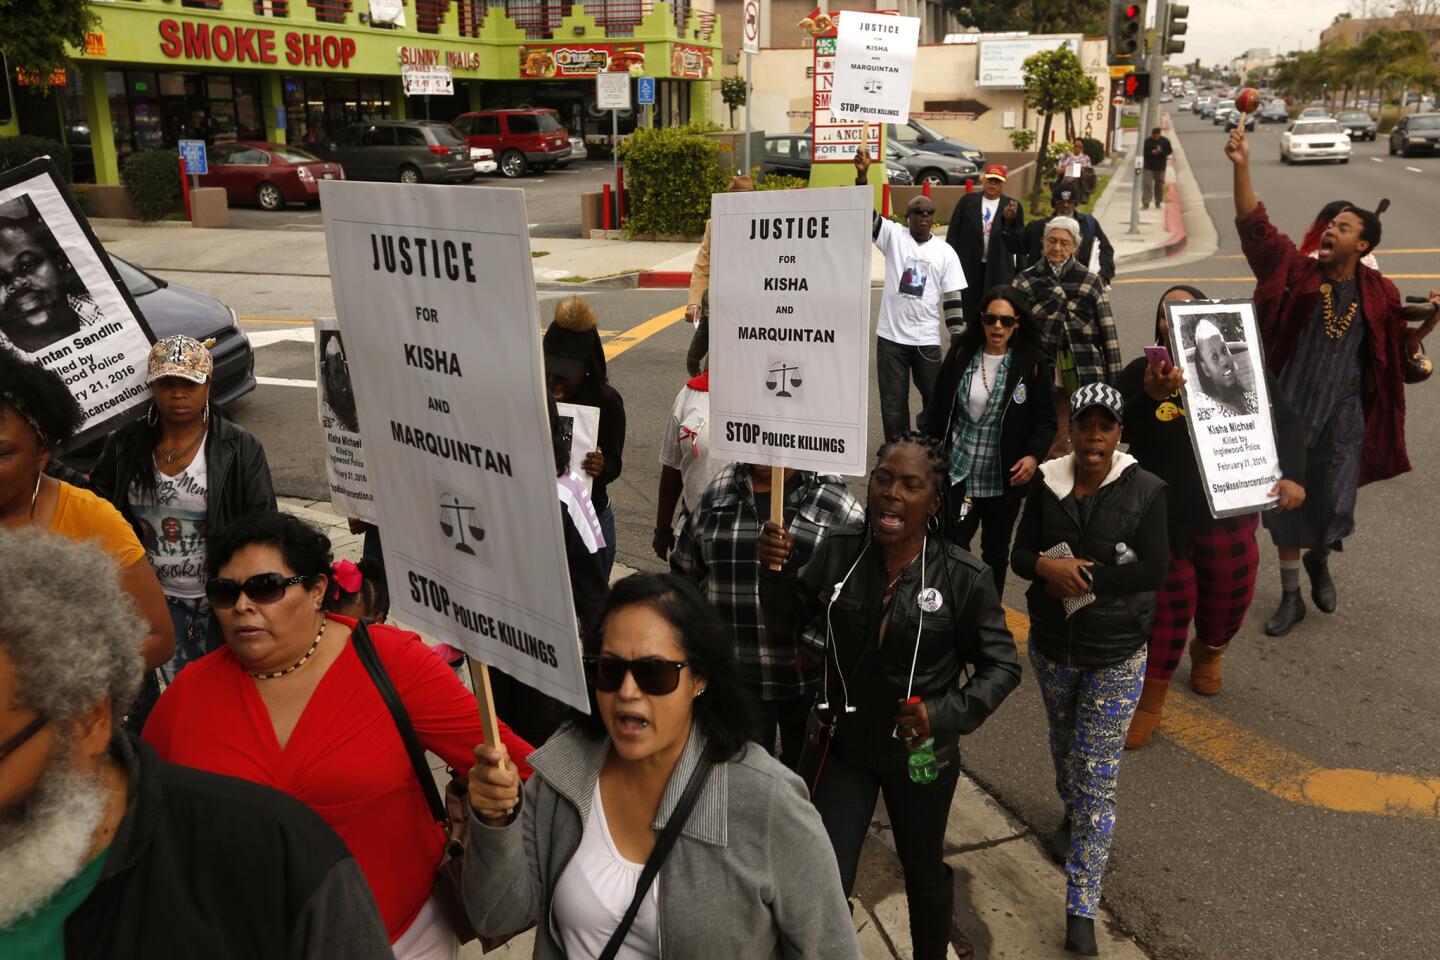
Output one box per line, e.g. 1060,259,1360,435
465,573,862,959
921,285,1055,597
142,511,535,959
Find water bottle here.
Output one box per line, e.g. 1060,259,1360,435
904,698,939,784
1115,542,1137,565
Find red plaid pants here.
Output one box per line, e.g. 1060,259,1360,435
1145,514,1260,680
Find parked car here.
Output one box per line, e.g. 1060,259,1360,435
884,118,985,166
1335,112,1377,141
1281,120,1352,164
313,121,475,184
1298,107,1332,120
1259,101,1290,123
452,109,573,178
568,136,588,162
470,147,497,174
886,140,979,186
1389,113,1440,156
1225,110,1257,131
197,142,343,210
1213,100,1235,124
760,135,914,184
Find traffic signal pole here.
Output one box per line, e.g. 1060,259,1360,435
1129,0,1166,234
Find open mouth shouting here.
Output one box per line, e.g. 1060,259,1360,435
874,509,906,533
612,709,651,740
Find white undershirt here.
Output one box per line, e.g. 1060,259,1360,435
980,196,1000,260
553,781,660,959
968,353,1005,420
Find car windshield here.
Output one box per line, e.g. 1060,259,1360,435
889,140,917,156
908,118,944,141
430,125,467,146
1411,116,1440,130
1294,121,1344,135
271,146,321,164
106,254,160,296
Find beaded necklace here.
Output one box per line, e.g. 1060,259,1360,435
249,619,326,680
1320,278,1358,340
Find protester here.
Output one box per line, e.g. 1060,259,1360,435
0,528,392,959
1010,383,1167,956
1021,183,1115,284
855,148,967,440
1141,127,1172,210
671,462,862,767
545,296,626,575
464,573,862,958
652,367,729,562
922,285,1056,597
1055,140,1095,200
142,511,535,957
1118,286,1307,748
328,556,390,623
1298,199,1379,271
90,335,276,678
0,351,173,679
758,434,1021,960
946,164,1025,324
685,175,755,376
1225,128,1440,635
1012,216,1122,458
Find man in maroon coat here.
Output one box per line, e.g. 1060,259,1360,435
1226,128,1440,634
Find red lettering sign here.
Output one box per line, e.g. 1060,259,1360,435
160,19,349,69
159,20,181,58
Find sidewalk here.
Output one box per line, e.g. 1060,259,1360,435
281,497,1151,960
1094,115,1215,268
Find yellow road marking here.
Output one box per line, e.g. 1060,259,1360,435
604,306,687,361
1210,248,1440,259
1002,607,1440,819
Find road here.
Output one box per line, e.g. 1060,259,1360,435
184,110,1439,958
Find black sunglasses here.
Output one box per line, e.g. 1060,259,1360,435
586,655,690,696
206,573,312,609
0,713,48,764
980,312,1018,328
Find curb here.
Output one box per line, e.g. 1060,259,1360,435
636,270,692,289
1112,115,1194,267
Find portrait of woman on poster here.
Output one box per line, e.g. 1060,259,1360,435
1180,314,1258,418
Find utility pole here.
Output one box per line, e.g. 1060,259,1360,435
1129,0,1166,234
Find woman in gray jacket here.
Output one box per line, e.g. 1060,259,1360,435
464,573,861,959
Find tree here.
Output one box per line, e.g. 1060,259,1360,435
1020,47,1099,214
720,76,748,129
941,0,1107,35
0,0,97,83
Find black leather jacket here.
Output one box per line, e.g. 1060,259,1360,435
761,524,1021,770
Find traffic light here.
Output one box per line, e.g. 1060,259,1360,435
1124,72,1152,100
1108,0,1147,65
1166,4,1189,55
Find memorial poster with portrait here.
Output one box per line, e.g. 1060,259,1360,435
314,316,378,522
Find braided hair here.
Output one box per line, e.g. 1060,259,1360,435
872,431,948,499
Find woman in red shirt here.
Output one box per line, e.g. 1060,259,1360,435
144,511,533,958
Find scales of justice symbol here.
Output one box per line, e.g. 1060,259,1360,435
766,362,803,398
439,493,486,555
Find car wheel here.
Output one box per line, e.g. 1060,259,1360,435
256,182,284,211
499,150,526,178
399,165,421,184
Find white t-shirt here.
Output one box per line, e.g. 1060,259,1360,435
657,385,729,535
875,218,967,347
129,438,209,600
980,196,1000,260
553,781,660,959
968,353,1006,420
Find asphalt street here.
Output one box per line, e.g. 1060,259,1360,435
190,111,1438,958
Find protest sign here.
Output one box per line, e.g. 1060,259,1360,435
0,157,155,444
830,11,920,125
555,401,600,492
811,35,880,162
314,317,378,522
1164,298,1281,517
709,186,872,476
319,180,588,713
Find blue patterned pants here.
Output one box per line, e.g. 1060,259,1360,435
1029,644,1145,918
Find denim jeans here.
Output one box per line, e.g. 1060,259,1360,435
877,336,943,440
167,597,211,678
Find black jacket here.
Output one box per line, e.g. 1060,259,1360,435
761,525,1021,769
1142,135,1173,172
89,413,277,539
67,734,392,960
1011,455,1168,667
573,380,626,514
1021,213,1116,283
921,340,1057,502
946,191,1026,317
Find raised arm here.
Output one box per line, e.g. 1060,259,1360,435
1225,128,1257,219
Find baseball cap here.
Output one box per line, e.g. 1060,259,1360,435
147,335,212,385
1053,185,1077,204
1069,382,1124,424
982,164,1008,181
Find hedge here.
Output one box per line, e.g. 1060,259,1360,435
618,125,728,238
0,135,73,182
121,149,182,222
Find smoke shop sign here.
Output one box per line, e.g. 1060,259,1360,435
159,18,357,67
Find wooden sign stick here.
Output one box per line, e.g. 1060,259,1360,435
767,466,786,572
467,657,512,813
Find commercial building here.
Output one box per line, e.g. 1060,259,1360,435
0,0,721,185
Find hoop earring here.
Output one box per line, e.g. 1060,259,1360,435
145,402,158,427
203,401,210,425
926,512,940,533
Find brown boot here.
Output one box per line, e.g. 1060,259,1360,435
1125,677,1170,750
1189,641,1228,696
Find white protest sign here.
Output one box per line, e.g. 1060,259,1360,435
709,186,872,475
1164,299,1282,517
319,180,588,713
556,401,600,493
830,12,920,125
0,157,156,444
314,317,378,523
596,72,631,110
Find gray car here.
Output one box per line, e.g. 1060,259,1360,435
1389,113,1440,156
1337,112,1377,141
885,140,979,186
314,120,476,184
885,119,985,166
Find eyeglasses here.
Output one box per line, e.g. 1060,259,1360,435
0,713,47,764
206,573,312,609
586,655,690,696
980,312,1018,327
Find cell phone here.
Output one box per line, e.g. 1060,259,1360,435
1143,345,1172,369
1078,565,1094,585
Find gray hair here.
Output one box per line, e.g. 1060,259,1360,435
1045,216,1081,244
0,529,143,724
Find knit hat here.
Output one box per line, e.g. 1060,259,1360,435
544,297,605,381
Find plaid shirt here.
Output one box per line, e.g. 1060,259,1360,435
948,352,1011,496
671,463,863,700
1012,258,1122,386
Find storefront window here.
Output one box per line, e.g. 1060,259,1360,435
283,76,392,146
103,69,267,160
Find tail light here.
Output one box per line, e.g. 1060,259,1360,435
297,166,314,182
428,145,451,155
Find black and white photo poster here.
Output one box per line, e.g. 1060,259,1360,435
709,186,872,475
320,180,588,712
0,158,155,441
314,317,378,523
1164,298,1281,516
555,401,599,492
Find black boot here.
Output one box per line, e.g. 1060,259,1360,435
906,866,956,960
1303,551,1337,613
1264,590,1307,636
1065,914,1099,955
1048,815,1072,865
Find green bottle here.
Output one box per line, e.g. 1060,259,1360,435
908,737,938,784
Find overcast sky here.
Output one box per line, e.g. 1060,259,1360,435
1170,0,1352,66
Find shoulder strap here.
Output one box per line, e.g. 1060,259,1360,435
350,620,447,823
597,755,715,960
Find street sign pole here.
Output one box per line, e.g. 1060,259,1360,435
743,51,753,177
612,109,619,175
742,0,760,177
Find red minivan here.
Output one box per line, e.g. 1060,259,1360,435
452,109,573,178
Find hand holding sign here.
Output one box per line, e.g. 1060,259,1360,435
468,743,520,826
853,146,872,182
757,520,793,569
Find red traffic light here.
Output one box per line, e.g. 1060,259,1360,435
1125,4,1140,14
1125,75,1138,95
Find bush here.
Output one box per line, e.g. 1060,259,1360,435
1040,141,1072,188
1080,136,1105,164
121,150,182,222
618,125,727,237
0,135,72,182
1009,128,1037,152
756,172,806,191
